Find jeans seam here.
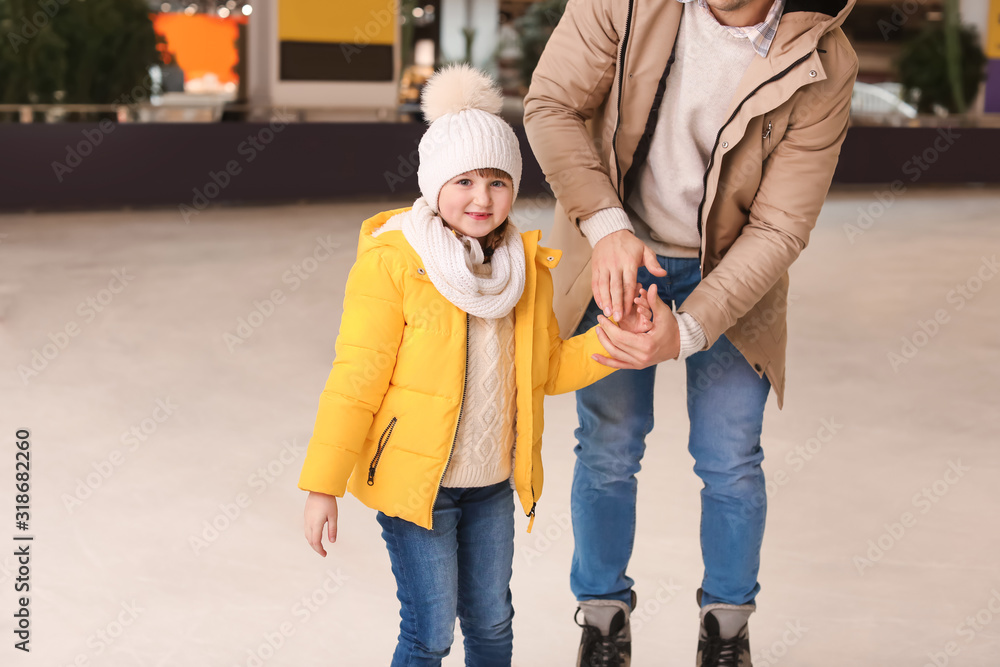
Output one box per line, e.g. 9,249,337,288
383,517,419,667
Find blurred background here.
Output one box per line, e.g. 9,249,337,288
1,1,999,666
0,0,998,207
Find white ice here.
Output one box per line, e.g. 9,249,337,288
1,187,999,666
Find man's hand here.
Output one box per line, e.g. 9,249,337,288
591,230,667,322
591,284,680,369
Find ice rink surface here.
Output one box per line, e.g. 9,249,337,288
1,186,999,666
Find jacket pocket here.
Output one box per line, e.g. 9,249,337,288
367,416,397,486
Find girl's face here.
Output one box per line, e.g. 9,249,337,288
437,170,514,240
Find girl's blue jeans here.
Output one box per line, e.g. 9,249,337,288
377,480,515,666
571,255,771,608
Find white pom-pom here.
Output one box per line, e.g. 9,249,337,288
420,64,503,123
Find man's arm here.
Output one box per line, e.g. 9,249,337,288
678,57,859,349
523,0,622,223
594,53,859,369
524,0,667,322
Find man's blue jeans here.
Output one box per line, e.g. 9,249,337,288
377,480,515,666
571,256,770,608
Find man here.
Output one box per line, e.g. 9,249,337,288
523,0,857,664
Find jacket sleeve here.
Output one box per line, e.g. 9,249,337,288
541,275,616,395
522,0,624,227
298,248,405,497
677,56,859,348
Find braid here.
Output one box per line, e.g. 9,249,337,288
480,219,509,263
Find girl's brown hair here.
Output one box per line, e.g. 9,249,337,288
444,168,513,263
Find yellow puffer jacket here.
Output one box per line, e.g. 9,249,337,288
297,207,615,530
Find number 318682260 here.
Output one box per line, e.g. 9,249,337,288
16,429,30,526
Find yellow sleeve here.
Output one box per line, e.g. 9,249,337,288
542,276,616,396
298,249,405,497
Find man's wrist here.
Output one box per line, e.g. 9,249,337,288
579,207,634,248
674,311,707,362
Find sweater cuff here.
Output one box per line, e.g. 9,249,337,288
578,207,634,247
675,311,707,362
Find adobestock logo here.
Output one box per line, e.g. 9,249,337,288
853,459,970,575
179,112,295,224
17,268,135,385
888,255,998,372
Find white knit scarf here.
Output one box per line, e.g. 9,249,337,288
401,197,525,319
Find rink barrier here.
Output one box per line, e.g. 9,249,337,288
0,124,997,211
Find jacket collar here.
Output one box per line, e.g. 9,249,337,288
767,0,855,62
783,0,850,18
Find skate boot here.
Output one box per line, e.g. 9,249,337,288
575,591,636,667
695,587,753,667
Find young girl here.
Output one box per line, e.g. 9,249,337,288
298,65,651,666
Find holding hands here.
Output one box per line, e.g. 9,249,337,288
590,230,683,370
593,283,681,369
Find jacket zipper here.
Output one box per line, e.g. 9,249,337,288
694,50,816,269
428,314,470,526
611,0,636,194
527,485,537,533
367,416,397,486
763,120,772,145
511,400,538,532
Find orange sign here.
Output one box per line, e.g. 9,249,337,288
153,13,246,85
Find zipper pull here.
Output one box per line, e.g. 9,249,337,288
763,121,771,145
526,503,536,533
367,468,376,486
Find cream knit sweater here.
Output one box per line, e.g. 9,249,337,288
441,303,517,488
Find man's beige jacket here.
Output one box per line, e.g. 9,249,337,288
524,0,859,408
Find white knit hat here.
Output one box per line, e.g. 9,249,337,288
417,64,522,214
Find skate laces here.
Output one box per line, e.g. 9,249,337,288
575,609,626,667
703,634,742,666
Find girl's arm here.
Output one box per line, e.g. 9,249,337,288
542,273,650,395
543,322,612,396
298,248,405,498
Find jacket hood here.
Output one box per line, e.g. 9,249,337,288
784,0,851,18
356,207,411,261
771,0,856,58
783,0,854,26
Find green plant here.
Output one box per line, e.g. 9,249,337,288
400,0,416,69
898,18,986,114
0,0,67,105
516,0,568,87
461,26,475,65
0,0,162,110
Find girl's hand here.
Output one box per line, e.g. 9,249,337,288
612,283,653,334
304,491,339,557
594,283,681,369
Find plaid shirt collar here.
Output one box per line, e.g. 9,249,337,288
679,0,785,58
